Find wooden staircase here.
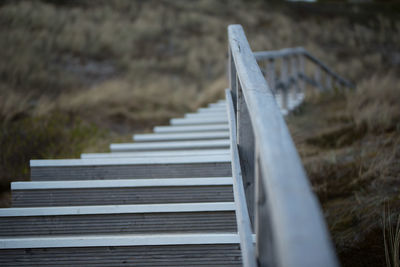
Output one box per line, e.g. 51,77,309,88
0,100,244,266
0,24,353,266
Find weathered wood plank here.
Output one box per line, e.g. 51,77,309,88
31,155,230,167
12,177,233,190
110,140,230,152
170,117,228,126
198,107,227,113
184,113,227,119
153,124,229,133
12,185,234,207
0,244,242,267
81,149,230,159
225,89,257,267
133,132,229,142
229,24,338,267
30,163,231,181
0,233,240,249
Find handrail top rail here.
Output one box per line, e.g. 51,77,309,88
228,24,338,267
254,47,306,60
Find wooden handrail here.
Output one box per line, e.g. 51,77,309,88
254,47,355,93
227,24,339,267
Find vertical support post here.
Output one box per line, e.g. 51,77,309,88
267,58,275,94
237,82,255,226
255,150,275,267
298,54,306,94
326,74,332,90
314,66,322,91
229,47,237,113
290,55,298,101
281,56,289,110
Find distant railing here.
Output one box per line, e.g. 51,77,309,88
227,24,339,267
254,47,354,114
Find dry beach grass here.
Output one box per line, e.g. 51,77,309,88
0,0,399,265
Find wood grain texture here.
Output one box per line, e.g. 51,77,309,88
12,185,234,207
153,124,229,133
225,89,257,267
0,211,237,237
229,24,338,267
30,162,232,181
81,149,230,159
0,244,242,267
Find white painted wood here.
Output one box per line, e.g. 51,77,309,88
133,132,229,142
110,140,230,152
267,59,276,93
12,177,233,190
209,103,226,108
254,48,354,89
236,79,255,224
30,155,230,167
198,107,227,113
274,92,304,115
0,202,235,217
170,117,228,126
281,56,289,110
154,124,229,133
229,24,338,267
298,54,306,93
81,149,230,159
0,233,240,249
314,66,322,90
326,74,332,90
225,89,257,267
254,47,305,60
184,113,227,119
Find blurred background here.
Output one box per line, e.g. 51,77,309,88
0,0,399,266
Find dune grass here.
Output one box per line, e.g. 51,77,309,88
286,71,400,266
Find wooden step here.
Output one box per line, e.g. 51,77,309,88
30,156,231,181
184,113,227,119
209,103,227,108
154,124,229,133
133,131,229,142
0,203,236,237
80,149,230,159
110,140,230,152
170,117,228,126
0,234,242,266
12,178,234,207
198,107,227,113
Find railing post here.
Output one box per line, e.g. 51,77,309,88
267,59,276,94
255,148,275,267
314,66,322,90
229,47,237,113
290,55,299,101
326,74,332,90
281,56,289,110
237,82,255,226
298,54,306,94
